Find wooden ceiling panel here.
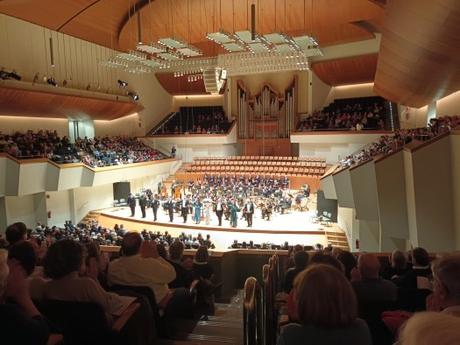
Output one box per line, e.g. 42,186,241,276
374,0,460,107
312,54,378,86
0,86,141,120
155,73,207,95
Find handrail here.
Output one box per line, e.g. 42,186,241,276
0,152,177,172
146,120,237,138
244,276,261,345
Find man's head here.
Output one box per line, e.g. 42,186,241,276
412,247,430,267
169,240,185,261
294,251,309,270
432,253,460,308
121,232,142,256
391,249,408,270
5,222,27,246
358,253,380,279
7,241,37,276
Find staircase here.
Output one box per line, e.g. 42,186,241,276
79,211,101,225
159,291,244,345
325,229,350,251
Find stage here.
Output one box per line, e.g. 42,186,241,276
97,204,342,251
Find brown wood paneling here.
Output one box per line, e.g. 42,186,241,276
0,85,141,120
155,73,207,95
312,53,378,86
0,0,383,52
374,0,460,107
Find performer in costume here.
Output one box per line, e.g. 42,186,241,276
193,198,203,224
229,201,240,228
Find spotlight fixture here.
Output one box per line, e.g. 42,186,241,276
127,91,139,101
118,79,128,88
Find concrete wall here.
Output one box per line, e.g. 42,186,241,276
291,132,388,164
405,136,455,251
311,71,332,112
375,151,409,251
436,90,460,117
171,95,224,112
450,133,460,249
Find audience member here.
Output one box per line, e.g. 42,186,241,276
397,312,460,345
427,253,460,315
33,239,135,325
337,250,357,281
278,264,372,345
193,246,214,281
0,248,50,345
107,233,193,318
352,253,398,303
381,249,410,281
168,240,193,289
283,251,309,293
5,222,28,247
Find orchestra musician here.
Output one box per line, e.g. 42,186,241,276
164,197,175,222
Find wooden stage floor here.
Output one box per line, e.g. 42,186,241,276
98,206,338,251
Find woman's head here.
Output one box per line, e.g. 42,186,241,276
7,241,37,276
195,245,209,263
43,240,84,279
294,264,357,328
391,249,407,270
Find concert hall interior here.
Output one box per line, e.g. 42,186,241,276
1,1,460,344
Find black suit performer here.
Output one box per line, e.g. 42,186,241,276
244,200,255,227
151,194,160,221
181,197,190,223
214,198,224,226
164,198,174,222
127,193,136,217
139,193,148,218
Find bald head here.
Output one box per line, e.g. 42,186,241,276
358,253,380,279
121,232,142,256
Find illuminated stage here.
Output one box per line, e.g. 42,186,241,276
97,204,344,251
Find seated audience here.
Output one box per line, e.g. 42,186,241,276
336,250,357,281
278,264,372,345
0,131,167,167
427,253,460,315
283,251,309,293
352,253,398,303
381,249,410,281
0,247,50,345
193,246,214,281
107,233,193,318
32,239,135,325
5,222,28,247
397,312,460,345
168,240,193,289
153,107,231,135
394,247,431,290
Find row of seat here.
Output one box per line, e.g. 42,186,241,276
186,165,325,176
194,156,326,162
193,160,326,168
244,254,280,345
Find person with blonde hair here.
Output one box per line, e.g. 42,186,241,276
397,312,460,345
278,264,371,345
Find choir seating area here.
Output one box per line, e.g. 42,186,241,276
184,156,327,177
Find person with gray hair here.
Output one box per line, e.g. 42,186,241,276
428,253,460,315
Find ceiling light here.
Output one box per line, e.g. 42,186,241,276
136,43,166,55
158,37,188,49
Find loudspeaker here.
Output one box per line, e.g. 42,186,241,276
316,190,338,222
113,182,131,201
